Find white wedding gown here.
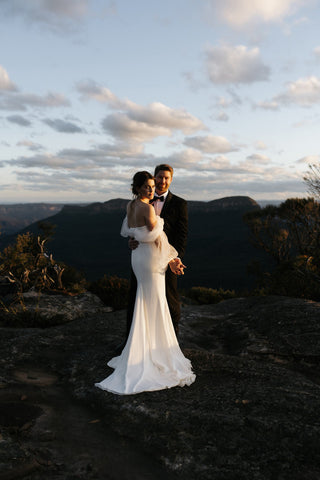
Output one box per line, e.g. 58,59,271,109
95,216,196,395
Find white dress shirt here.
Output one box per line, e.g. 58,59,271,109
153,190,168,216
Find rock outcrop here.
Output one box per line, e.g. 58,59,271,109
1,295,320,479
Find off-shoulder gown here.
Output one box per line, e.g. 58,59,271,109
95,216,195,395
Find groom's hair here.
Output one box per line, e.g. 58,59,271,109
154,164,173,177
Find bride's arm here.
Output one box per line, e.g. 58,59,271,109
144,203,157,231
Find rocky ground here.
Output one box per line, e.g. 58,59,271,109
1,294,320,479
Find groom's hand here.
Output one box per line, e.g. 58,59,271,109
128,237,139,250
169,258,186,275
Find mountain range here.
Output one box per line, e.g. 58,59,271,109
0,196,269,291
0,203,63,235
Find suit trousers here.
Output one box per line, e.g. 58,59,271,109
126,267,181,338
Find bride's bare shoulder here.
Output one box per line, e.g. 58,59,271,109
126,200,135,214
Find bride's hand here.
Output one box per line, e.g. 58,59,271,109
128,237,139,250
169,258,186,275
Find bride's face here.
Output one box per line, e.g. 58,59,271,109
138,179,155,201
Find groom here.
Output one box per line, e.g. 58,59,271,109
126,163,188,338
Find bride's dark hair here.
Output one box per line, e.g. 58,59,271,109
131,171,154,195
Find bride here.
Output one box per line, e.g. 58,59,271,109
95,171,196,395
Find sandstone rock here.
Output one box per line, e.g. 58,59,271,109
1,291,112,326
0,295,320,479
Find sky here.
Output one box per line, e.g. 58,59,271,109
0,0,320,204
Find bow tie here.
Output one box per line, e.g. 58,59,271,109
151,195,164,202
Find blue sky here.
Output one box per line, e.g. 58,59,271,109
0,0,320,203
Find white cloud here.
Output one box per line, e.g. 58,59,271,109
217,97,231,108
206,0,309,27
11,153,77,170
17,140,43,151
205,45,270,84
79,80,205,139
255,100,280,110
102,113,173,143
3,142,151,174
297,155,320,164
0,65,17,91
77,80,123,107
163,148,204,169
2,141,305,201
255,141,268,150
184,135,238,154
256,77,320,110
246,153,271,164
128,102,204,134
61,143,146,160
275,76,320,107
314,46,320,61
0,92,70,111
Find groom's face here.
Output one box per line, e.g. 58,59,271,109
155,170,172,195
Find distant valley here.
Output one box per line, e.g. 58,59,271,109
0,196,270,291
0,203,64,235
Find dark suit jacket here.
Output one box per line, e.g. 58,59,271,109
160,191,188,259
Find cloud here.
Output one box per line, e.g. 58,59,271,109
43,118,84,133
255,141,268,150
17,140,43,151
184,135,238,154
205,0,309,27
60,142,146,160
246,153,271,164
13,170,89,192
283,16,309,35
77,80,123,107
102,113,173,142
2,142,304,201
276,76,320,106
314,46,320,61
0,92,70,111
258,76,320,109
3,142,151,174
255,100,280,110
78,80,205,140
161,148,204,170
216,112,229,122
10,153,77,170
0,0,91,32
297,155,320,164
127,102,204,134
7,115,31,127
11,165,303,201
0,65,17,91
205,45,270,84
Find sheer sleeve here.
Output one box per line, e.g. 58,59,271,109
120,216,177,273
141,217,178,273
156,230,178,273
120,216,130,238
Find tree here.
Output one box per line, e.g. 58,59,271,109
304,162,320,199
0,223,86,294
243,198,320,299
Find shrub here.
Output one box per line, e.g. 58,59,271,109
244,198,320,300
55,263,87,294
88,275,129,310
186,286,236,305
0,229,86,295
